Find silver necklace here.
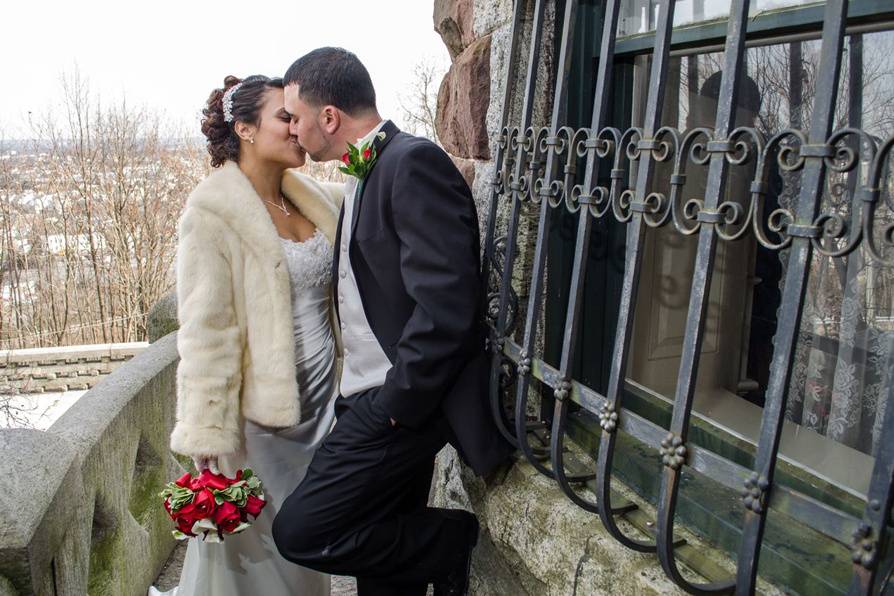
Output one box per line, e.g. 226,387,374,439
264,194,290,216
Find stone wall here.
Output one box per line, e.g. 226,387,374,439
434,0,555,320
431,448,692,595
0,343,147,395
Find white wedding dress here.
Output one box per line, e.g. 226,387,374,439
151,229,337,596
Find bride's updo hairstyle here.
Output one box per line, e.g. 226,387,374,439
201,74,284,167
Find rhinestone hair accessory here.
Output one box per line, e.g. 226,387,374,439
222,82,244,123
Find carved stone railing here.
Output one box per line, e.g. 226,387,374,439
0,324,182,595
0,343,147,395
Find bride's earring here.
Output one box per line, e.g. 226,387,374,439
249,137,255,144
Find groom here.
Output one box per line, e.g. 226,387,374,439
272,47,512,595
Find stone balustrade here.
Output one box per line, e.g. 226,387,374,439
0,332,182,596
0,343,148,395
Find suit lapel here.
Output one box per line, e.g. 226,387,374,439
350,120,400,237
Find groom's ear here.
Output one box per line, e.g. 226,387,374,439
320,106,341,135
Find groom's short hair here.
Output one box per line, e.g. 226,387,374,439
284,47,377,115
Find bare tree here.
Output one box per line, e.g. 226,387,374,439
298,158,345,182
399,58,446,144
0,73,207,348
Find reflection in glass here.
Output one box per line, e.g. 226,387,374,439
617,0,823,38
620,32,894,464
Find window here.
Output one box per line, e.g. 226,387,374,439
487,0,894,593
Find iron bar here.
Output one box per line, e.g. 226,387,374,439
499,339,864,548
512,0,584,479
593,0,678,555
489,0,548,449
482,0,527,311
655,0,751,591
736,0,851,593
847,344,894,596
549,0,623,514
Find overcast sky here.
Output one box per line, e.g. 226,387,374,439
1,0,450,138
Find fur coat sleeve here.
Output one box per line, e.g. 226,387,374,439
170,207,244,458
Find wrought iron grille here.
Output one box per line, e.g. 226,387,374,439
482,0,894,594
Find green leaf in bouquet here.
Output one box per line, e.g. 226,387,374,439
214,485,248,508
172,529,190,541
245,475,262,493
164,485,195,512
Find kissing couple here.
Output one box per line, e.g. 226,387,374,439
154,47,513,596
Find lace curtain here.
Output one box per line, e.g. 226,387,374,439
785,247,893,456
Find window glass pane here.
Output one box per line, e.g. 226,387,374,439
614,31,894,488
617,0,823,38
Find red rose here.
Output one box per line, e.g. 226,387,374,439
174,502,201,530
175,472,193,488
363,147,372,161
341,152,351,165
213,501,242,533
244,494,267,518
163,498,172,515
192,489,217,519
191,470,230,491
175,516,196,536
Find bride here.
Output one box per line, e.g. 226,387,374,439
151,74,343,595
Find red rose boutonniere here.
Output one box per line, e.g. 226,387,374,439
339,141,376,179
339,131,386,180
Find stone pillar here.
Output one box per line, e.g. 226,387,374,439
147,292,178,343
434,0,556,327
434,0,495,193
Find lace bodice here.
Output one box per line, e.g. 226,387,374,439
279,229,332,294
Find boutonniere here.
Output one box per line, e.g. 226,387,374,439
339,131,387,180
340,142,377,179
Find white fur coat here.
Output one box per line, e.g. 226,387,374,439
170,161,344,458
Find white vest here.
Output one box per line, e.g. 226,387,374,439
337,122,393,397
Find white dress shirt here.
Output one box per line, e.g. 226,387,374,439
337,121,394,397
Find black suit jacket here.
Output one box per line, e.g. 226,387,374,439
332,120,511,476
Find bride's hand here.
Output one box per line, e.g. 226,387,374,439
192,455,220,475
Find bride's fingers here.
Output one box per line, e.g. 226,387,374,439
208,457,220,475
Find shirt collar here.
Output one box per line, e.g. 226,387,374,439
356,120,386,147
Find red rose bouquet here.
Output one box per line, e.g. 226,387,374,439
160,468,267,542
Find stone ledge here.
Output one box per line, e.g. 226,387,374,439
431,445,790,595
433,447,714,595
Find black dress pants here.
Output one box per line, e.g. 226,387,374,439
272,389,470,596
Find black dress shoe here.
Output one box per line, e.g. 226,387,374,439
433,512,479,596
